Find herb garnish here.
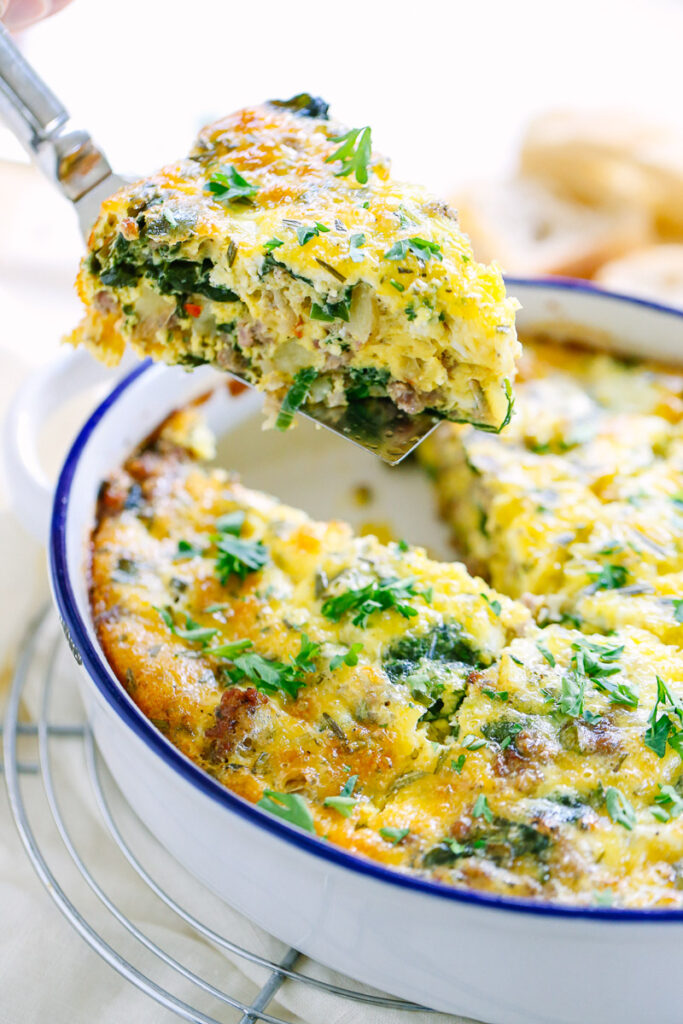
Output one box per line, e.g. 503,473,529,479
605,786,636,830
325,127,373,184
330,642,364,670
291,221,329,246
480,593,502,616
263,237,284,252
644,675,683,758
383,237,443,263
321,577,428,628
587,564,629,590
389,279,405,292
652,784,683,821
672,599,683,623
557,637,633,718
175,539,205,560
257,790,315,833
379,826,410,845
206,165,259,203
214,509,268,582
276,367,318,430
208,632,320,699
323,775,358,817
155,607,218,646
451,754,466,773
472,794,493,823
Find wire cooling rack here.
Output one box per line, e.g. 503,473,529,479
1,607,436,1023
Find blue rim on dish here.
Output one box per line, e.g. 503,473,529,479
49,278,683,923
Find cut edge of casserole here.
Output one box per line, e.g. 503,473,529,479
68,94,520,432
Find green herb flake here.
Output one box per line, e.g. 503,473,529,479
330,642,364,670
451,754,466,774
672,599,683,623
321,576,426,628
208,632,318,700
461,734,487,751
206,165,259,203
588,564,630,591
644,675,683,758
481,593,502,616
472,794,493,823
155,607,218,646
175,539,205,560
325,126,373,184
257,790,315,833
383,237,443,263
390,279,405,292
379,826,410,845
276,367,318,430
536,643,555,667
605,786,636,831
263,237,284,252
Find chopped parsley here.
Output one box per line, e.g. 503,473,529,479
652,783,683,821
257,790,315,833
325,126,373,184
329,642,364,670
276,367,318,430
389,279,405,292
379,826,410,845
557,638,633,718
383,237,443,263
644,675,683,758
155,607,218,646
587,564,629,590
451,754,466,773
481,593,502,616
263,237,284,252
536,643,555,667
321,576,428,628
323,775,358,817
208,632,320,699
605,786,636,831
672,598,683,623
404,303,417,321
214,510,268,583
206,165,259,203
291,221,329,246
472,794,493,823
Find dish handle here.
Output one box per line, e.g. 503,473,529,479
3,347,125,542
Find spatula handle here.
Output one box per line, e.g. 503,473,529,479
0,21,113,201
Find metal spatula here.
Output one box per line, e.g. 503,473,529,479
0,23,439,463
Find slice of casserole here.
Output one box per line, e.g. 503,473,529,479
420,339,683,644
68,94,519,430
91,409,683,907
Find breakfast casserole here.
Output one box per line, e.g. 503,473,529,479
68,95,519,430
91,403,683,907
421,339,683,646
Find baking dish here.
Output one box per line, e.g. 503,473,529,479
5,279,683,1024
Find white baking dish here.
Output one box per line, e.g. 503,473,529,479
5,279,683,1024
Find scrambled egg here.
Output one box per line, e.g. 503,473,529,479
90,403,683,907
69,95,519,429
